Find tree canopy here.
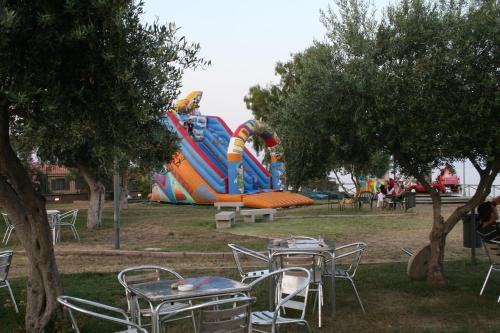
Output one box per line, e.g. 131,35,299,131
0,0,205,330
246,0,499,283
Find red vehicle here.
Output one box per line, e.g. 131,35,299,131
407,182,446,193
405,164,460,194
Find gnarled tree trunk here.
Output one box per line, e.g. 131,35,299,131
78,165,105,229
0,106,63,332
423,161,499,285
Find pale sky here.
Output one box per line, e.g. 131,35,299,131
141,0,499,189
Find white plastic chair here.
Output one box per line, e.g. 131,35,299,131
55,209,80,242
0,251,19,313
159,294,255,333
480,239,500,296
1,213,15,245
324,242,367,312
228,244,269,283
271,250,327,327
248,267,311,333
118,265,194,329
57,295,148,333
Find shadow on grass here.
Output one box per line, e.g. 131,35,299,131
2,260,500,332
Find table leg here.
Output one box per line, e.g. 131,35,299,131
152,308,159,333
331,252,335,318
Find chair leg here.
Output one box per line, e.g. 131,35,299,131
318,283,323,328
480,265,493,295
301,320,312,333
2,229,8,244
3,226,13,245
349,278,365,313
67,308,81,333
5,281,19,313
7,227,14,244
71,226,80,240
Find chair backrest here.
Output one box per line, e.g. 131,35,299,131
335,242,367,277
482,240,500,265
159,294,254,333
227,244,269,279
57,295,147,333
0,251,13,282
118,265,183,313
249,267,311,320
271,250,326,284
198,295,254,333
1,213,12,228
57,209,78,225
359,192,372,204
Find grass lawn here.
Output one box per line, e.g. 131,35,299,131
0,200,494,331
2,261,500,333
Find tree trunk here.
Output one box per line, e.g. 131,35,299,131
419,161,499,285
120,175,128,210
351,174,361,198
78,165,105,229
0,105,63,332
427,189,445,284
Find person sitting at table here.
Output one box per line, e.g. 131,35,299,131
477,201,500,242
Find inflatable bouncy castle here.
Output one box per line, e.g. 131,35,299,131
150,91,313,208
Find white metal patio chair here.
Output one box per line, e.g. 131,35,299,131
55,209,80,242
480,239,500,296
324,242,367,312
1,213,15,245
118,265,194,329
271,250,327,327
0,250,18,313
159,294,255,333
228,243,270,283
57,295,148,333
248,267,311,333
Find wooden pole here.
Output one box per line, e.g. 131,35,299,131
113,160,120,250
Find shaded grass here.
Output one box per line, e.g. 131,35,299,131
2,261,500,332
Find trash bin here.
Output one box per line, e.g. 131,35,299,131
463,213,482,248
405,192,417,210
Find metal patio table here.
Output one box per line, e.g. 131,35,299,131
128,275,250,333
268,238,336,318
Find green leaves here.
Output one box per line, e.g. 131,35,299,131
1,0,207,181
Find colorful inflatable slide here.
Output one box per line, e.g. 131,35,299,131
150,91,312,208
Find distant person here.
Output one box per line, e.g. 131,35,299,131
185,118,194,136
477,201,499,242
377,185,386,208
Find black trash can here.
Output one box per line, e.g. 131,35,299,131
405,192,417,210
463,213,482,248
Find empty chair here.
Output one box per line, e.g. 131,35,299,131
228,244,270,282
248,267,311,333
55,209,80,242
118,265,193,328
324,242,367,312
159,294,254,333
271,251,327,327
0,251,19,313
1,213,15,245
57,295,147,333
480,239,500,295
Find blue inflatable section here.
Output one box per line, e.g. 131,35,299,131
162,116,226,193
163,114,271,194
205,117,270,192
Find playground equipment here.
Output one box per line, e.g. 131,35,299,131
150,91,312,208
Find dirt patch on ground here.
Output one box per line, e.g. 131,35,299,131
6,202,478,277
